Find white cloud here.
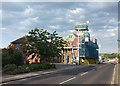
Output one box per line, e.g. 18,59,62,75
24,6,34,16
66,14,72,18
67,30,74,33
111,33,116,36
68,19,75,23
95,29,117,38
18,17,39,30
55,17,63,21
20,17,39,25
69,8,85,14
0,27,7,31
47,25,61,30
107,28,117,32
109,18,117,24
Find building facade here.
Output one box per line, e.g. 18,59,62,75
62,23,99,64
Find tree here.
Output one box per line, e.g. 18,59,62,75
104,53,117,59
22,28,65,62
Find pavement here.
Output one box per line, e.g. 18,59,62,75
113,63,120,85
1,63,118,85
118,63,120,85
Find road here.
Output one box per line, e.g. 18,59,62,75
2,63,116,85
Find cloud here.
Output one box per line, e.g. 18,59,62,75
0,27,7,31
69,8,85,14
13,17,39,31
20,17,39,26
67,30,74,33
106,28,117,32
24,6,34,16
68,19,75,23
47,25,61,30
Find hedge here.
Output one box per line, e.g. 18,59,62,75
3,63,56,75
2,49,24,67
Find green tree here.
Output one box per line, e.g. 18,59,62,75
22,28,65,62
104,53,117,59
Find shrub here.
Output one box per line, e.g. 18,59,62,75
13,50,24,66
3,64,17,74
51,64,56,68
28,63,56,72
28,63,42,71
2,49,24,67
3,63,56,75
10,69,19,75
17,65,30,74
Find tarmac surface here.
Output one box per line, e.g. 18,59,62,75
1,63,118,85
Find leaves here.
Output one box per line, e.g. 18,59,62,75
22,28,65,61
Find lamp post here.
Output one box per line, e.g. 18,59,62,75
78,34,80,65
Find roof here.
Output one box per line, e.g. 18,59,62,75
11,36,27,44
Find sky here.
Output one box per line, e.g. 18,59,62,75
1,1,119,53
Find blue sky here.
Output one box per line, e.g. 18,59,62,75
1,1,118,53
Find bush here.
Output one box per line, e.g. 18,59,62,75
2,49,24,67
3,63,56,75
28,63,56,72
17,65,30,74
13,50,24,66
3,64,17,74
50,64,56,68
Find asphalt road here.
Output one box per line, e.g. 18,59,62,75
2,63,115,85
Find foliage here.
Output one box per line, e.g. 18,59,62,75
2,48,24,67
3,64,18,74
104,53,118,58
22,28,65,61
17,65,30,73
104,53,120,63
3,63,56,75
104,53,117,58
28,63,56,72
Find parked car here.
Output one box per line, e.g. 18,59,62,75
109,59,118,64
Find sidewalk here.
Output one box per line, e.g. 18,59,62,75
1,64,82,84
114,63,120,85
118,64,120,85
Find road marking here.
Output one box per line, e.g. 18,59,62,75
42,71,56,74
80,72,88,76
59,77,76,84
111,64,116,84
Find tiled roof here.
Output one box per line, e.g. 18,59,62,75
11,36,27,44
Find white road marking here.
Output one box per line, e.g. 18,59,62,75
80,72,88,76
111,64,116,84
59,77,76,84
42,71,56,74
